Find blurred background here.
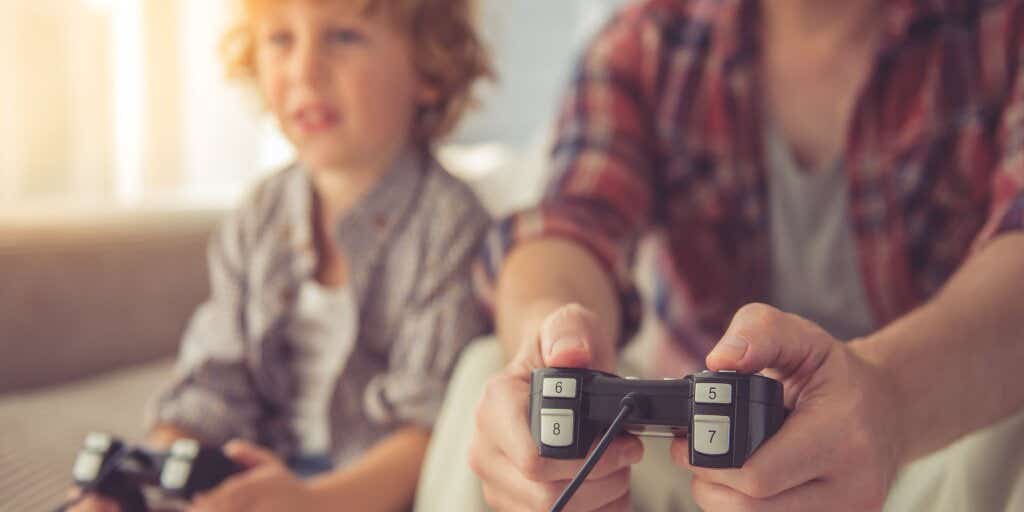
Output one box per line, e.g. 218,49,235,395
0,0,630,509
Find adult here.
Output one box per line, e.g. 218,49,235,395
416,0,1024,510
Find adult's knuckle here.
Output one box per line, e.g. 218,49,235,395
737,302,773,321
734,302,780,336
475,377,505,427
467,438,485,476
852,486,888,511
741,475,775,500
547,303,597,331
480,485,500,508
536,481,564,509
515,451,546,482
731,465,775,499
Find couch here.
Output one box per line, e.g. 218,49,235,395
0,209,219,510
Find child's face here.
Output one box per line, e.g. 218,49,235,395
254,1,436,172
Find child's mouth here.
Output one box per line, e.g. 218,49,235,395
292,105,341,134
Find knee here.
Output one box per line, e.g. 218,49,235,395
450,336,506,389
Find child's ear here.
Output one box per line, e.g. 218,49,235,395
416,82,442,106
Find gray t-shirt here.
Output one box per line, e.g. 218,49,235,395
767,126,875,341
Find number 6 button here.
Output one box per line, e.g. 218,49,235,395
540,408,574,447
692,414,731,455
542,378,577,398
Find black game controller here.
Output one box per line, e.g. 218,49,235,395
67,432,243,511
530,368,786,469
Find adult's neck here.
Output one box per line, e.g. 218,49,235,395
761,0,884,54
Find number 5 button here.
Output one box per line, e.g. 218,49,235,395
540,408,574,447
695,382,732,404
693,414,731,455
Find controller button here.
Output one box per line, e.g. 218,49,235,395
542,377,578,398
84,432,113,451
540,408,575,447
171,439,200,458
72,452,104,482
161,458,193,490
695,383,733,404
693,414,731,455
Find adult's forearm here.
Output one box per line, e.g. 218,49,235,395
306,425,431,512
853,233,1024,465
494,238,622,364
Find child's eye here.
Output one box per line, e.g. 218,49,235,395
324,28,364,45
266,30,293,47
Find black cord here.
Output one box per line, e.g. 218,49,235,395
550,394,640,512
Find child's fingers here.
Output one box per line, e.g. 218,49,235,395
66,493,121,512
223,439,279,469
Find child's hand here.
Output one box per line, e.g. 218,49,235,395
64,489,121,512
188,440,321,512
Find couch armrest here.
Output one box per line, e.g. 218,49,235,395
0,209,222,393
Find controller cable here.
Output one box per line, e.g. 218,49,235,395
550,393,640,512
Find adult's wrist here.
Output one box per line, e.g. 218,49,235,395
847,336,916,468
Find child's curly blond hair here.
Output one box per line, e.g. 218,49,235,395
221,0,494,144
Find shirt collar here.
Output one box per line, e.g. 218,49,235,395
285,145,428,281
712,0,972,66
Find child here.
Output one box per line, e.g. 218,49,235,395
73,0,493,510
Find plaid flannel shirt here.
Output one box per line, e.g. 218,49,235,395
477,0,1024,363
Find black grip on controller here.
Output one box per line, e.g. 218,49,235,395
70,433,245,509
528,368,786,468
160,439,245,499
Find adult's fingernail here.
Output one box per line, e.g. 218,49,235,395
549,336,585,357
710,335,748,361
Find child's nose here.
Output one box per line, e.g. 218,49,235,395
290,44,328,89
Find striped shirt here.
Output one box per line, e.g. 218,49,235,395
477,0,1024,364
148,149,490,463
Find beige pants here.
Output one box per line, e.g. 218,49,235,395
415,338,1024,512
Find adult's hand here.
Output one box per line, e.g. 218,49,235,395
468,303,642,511
670,303,903,511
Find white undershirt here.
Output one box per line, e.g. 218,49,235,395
285,280,358,455
767,125,876,341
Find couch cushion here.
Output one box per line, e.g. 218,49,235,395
0,358,174,511
0,209,218,392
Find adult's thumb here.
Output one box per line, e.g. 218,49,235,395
706,303,833,378
539,304,601,369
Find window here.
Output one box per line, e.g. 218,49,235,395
0,0,628,215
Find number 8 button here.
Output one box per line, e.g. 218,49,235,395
540,408,574,447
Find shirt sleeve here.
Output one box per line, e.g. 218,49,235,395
145,209,266,446
363,192,491,428
474,9,658,342
974,26,1024,249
